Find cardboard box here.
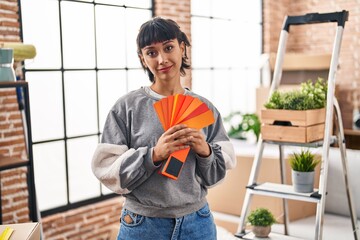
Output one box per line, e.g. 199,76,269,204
261,108,326,143
208,154,320,234
0,222,40,240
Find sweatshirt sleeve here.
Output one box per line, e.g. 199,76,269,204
195,111,236,188
91,110,159,194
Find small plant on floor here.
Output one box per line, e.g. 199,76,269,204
247,207,276,238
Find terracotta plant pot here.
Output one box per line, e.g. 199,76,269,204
252,225,271,238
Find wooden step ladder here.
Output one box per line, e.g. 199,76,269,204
235,10,359,240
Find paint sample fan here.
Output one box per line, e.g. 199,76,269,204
154,94,215,180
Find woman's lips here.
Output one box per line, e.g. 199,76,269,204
158,65,172,72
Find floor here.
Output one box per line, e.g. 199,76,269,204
216,213,359,240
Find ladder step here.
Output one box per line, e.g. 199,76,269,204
235,231,304,240
247,182,321,203
263,135,337,147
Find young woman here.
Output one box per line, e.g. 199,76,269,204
92,17,236,240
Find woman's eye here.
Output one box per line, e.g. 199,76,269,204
146,51,157,57
165,45,173,52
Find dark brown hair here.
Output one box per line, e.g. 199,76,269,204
136,17,191,82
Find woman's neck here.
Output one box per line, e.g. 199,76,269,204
150,81,184,96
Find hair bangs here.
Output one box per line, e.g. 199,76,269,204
138,20,177,51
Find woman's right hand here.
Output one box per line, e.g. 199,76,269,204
152,124,193,163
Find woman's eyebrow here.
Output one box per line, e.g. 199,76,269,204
143,40,174,50
143,45,155,50
162,40,174,45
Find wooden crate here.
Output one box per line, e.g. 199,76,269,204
261,108,326,143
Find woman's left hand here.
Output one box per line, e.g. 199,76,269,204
186,129,211,158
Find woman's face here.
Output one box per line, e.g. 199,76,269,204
140,38,184,83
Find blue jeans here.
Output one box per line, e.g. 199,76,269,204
117,203,217,240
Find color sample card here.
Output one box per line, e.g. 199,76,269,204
154,94,215,180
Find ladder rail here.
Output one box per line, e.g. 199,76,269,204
269,30,288,95
315,25,345,240
279,145,289,235
334,98,359,239
247,139,265,185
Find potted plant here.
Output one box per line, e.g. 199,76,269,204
289,149,321,193
261,78,328,143
247,207,276,238
223,112,261,142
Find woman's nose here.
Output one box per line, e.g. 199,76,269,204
158,53,167,64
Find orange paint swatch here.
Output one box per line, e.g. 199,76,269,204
153,94,215,180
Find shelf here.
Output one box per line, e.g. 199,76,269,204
235,231,305,240
247,183,321,203
344,129,360,136
0,81,38,223
263,135,337,148
0,157,29,171
269,53,331,71
0,81,27,88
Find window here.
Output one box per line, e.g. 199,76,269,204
191,0,262,117
20,0,152,215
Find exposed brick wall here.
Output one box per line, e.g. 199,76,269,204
0,87,29,224
0,88,26,158
1,168,29,223
263,0,360,86
154,0,192,88
42,197,123,240
1,0,29,226
0,0,20,42
263,0,291,53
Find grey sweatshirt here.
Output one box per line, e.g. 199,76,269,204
92,87,236,218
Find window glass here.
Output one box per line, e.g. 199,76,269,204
191,0,262,115
27,72,64,142
98,70,127,131
213,70,232,116
191,0,211,16
95,6,126,69
61,1,96,69
68,136,100,203
95,0,125,5
20,0,61,69
95,0,151,8
64,71,98,137
127,69,149,91
191,70,213,101
211,19,231,68
33,141,67,211
101,184,113,195
124,0,151,8
191,18,211,68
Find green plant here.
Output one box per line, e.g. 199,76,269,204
223,112,261,141
289,149,321,172
264,77,327,110
247,208,276,227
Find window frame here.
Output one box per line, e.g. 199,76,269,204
18,0,154,217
